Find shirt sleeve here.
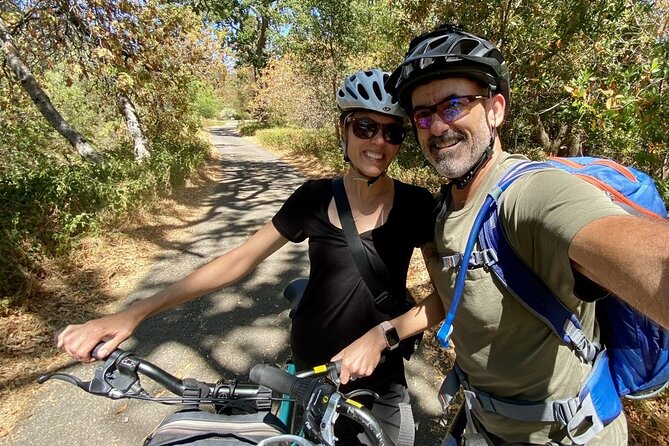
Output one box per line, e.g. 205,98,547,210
500,168,628,302
271,180,315,243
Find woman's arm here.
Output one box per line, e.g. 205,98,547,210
333,291,445,384
57,222,289,361
333,245,445,384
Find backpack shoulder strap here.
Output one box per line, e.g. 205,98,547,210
437,161,546,346
478,161,598,362
436,159,597,364
478,199,598,362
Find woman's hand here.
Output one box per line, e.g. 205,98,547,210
56,310,141,362
332,323,388,384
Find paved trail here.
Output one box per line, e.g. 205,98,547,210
5,124,443,446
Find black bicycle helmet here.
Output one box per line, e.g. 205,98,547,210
386,24,509,111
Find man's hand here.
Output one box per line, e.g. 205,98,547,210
56,310,140,362
332,323,388,385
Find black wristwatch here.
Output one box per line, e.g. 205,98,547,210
380,321,400,351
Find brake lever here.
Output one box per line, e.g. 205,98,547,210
318,392,341,446
296,361,342,391
327,360,341,389
37,373,90,391
38,349,147,399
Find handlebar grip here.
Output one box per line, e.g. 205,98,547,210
249,364,297,396
250,364,317,408
91,342,108,360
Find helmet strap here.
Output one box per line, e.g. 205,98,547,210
340,138,350,162
349,163,386,186
452,141,493,189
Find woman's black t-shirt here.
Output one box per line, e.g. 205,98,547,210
272,178,436,392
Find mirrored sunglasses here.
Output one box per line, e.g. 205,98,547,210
348,117,407,145
412,95,487,129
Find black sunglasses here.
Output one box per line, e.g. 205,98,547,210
412,95,487,129
347,117,407,145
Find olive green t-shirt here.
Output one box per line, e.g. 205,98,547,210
428,152,629,445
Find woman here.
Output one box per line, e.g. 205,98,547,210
58,69,437,445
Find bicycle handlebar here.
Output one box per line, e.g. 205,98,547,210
39,347,271,409
40,348,394,446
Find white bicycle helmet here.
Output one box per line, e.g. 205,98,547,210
336,69,406,119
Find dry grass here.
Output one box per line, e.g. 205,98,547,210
0,127,666,445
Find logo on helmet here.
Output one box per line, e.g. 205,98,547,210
382,106,391,112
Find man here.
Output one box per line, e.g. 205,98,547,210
333,24,669,445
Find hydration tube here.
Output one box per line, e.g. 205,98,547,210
436,192,499,347
436,163,543,348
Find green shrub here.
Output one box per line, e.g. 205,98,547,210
254,127,344,168
189,80,224,120
219,107,238,120
232,110,251,120
0,139,209,307
656,179,669,210
238,121,272,136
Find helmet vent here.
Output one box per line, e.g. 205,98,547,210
345,86,358,99
427,36,448,52
357,84,370,100
455,38,479,55
372,81,383,101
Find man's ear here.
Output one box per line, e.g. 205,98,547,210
488,94,506,128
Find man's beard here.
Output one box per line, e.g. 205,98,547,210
424,121,492,179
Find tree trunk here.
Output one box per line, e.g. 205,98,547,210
332,74,340,141
536,113,569,157
0,17,103,163
253,12,269,80
116,94,150,161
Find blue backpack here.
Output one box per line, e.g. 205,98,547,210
436,156,669,444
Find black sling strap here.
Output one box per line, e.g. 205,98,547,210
332,177,423,369
332,176,390,307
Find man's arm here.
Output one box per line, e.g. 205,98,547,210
569,214,669,328
332,291,445,384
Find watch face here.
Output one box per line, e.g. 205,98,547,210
385,327,400,347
